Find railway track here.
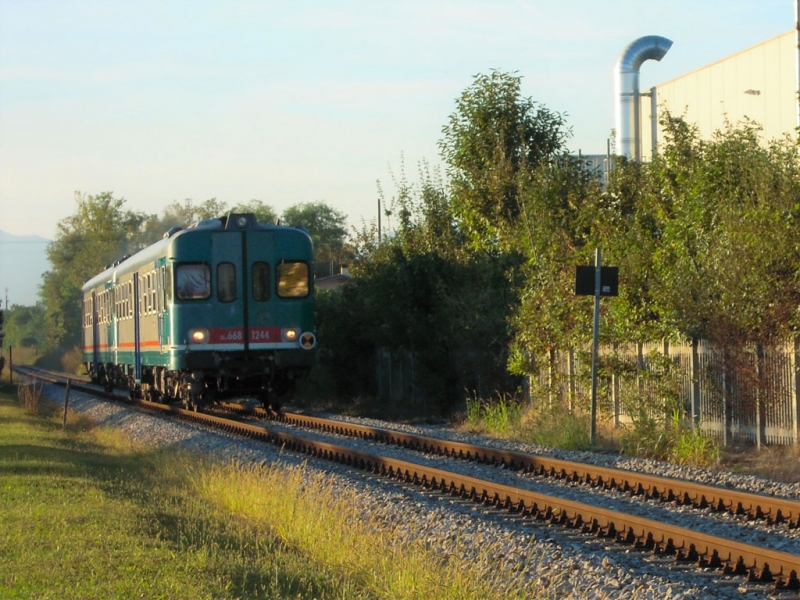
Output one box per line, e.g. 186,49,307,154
218,401,800,529
14,364,800,590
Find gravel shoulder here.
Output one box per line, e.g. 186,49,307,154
42,385,790,599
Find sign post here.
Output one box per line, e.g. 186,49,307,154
575,250,618,445
590,249,602,444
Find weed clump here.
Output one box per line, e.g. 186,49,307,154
620,410,720,466
17,382,44,416
465,391,523,435
464,390,590,450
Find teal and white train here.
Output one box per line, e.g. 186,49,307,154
82,213,316,410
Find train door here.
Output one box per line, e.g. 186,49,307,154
210,230,247,350
158,259,171,353
91,292,99,377
133,272,142,382
246,230,275,344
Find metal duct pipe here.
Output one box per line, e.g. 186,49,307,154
614,35,672,160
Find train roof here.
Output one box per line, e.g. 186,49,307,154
81,213,312,293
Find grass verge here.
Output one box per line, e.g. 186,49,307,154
0,381,547,599
463,394,590,451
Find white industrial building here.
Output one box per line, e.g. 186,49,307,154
639,30,797,161
581,24,799,182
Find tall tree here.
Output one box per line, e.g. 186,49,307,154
282,202,349,277
3,304,47,350
41,192,152,347
439,70,570,249
159,198,229,228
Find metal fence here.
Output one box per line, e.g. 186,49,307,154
533,340,800,447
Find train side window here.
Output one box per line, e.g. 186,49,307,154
164,265,173,303
144,274,150,314
150,272,157,313
217,263,236,302
158,265,169,311
155,270,162,313
176,264,211,300
276,261,309,298
141,275,148,314
252,262,270,301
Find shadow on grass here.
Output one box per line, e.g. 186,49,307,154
1,389,363,598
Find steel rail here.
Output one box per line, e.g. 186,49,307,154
218,402,800,528
18,365,800,528
14,364,800,588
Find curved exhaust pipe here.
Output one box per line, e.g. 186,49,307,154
614,35,672,160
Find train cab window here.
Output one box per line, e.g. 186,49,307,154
176,264,211,300
217,263,236,302
276,261,309,298
252,262,271,301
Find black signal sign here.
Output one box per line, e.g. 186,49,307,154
575,266,619,297
300,332,316,350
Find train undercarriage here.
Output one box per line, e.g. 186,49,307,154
86,358,297,412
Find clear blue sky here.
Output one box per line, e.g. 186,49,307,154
0,0,794,240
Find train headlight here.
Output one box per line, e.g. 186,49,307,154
189,329,208,344
237,216,248,228
283,328,298,342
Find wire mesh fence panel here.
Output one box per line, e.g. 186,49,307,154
528,338,800,446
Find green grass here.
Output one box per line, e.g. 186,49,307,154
0,381,549,599
620,410,720,467
464,393,591,451
464,392,523,436
0,389,331,599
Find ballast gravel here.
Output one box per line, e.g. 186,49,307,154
38,384,792,599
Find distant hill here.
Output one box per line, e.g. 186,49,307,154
0,230,50,307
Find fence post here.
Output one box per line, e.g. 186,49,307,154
62,379,72,430
755,344,764,450
722,369,729,447
611,343,620,427
548,348,556,408
568,347,576,413
793,337,800,446
691,338,701,429
636,343,644,409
